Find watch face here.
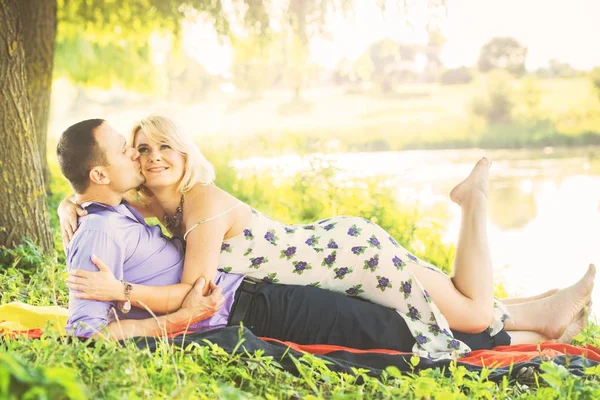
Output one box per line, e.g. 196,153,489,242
122,300,131,313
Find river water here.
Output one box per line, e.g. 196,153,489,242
234,146,600,318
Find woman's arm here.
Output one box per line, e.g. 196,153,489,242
68,256,193,314
94,278,224,341
58,193,160,246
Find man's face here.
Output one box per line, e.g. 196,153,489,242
94,123,145,193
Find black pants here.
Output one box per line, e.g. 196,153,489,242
228,280,511,352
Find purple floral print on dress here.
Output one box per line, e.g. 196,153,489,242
415,333,430,345
352,246,366,255
363,255,379,272
399,279,413,299
322,251,337,268
264,229,279,245
388,236,400,247
292,261,312,275
408,305,421,321
249,256,268,269
407,253,418,262
284,227,296,234
428,324,442,336
280,246,297,260
392,255,405,269
262,273,279,283
323,223,336,231
347,224,362,237
345,284,364,296
334,266,353,279
423,290,432,303
368,235,382,249
305,235,319,247
376,276,392,291
327,239,339,249
243,229,254,240
221,243,232,253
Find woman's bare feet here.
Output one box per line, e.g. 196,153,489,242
558,301,592,344
450,158,491,206
540,264,596,339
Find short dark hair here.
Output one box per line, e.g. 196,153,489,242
57,119,108,193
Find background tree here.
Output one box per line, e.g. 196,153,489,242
477,36,528,77
471,69,516,125
0,0,53,251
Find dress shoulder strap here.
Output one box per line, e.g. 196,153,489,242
183,203,244,241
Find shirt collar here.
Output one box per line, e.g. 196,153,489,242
81,200,145,224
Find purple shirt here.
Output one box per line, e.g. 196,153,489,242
65,201,243,337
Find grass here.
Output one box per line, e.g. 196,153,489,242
2,152,600,398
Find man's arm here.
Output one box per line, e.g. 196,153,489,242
92,278,223,341
66,229,126,337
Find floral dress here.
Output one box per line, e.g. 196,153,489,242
214,208,510,359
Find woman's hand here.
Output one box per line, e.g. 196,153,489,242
58,196,87,247
67,255,124,301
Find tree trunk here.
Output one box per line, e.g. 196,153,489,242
16,0,57,195
288,0,307,100
0,0,54,252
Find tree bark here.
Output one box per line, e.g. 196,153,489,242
16,0,57,195
0,0,54,252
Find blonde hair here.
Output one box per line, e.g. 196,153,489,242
128,115,216,205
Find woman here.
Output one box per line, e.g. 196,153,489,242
59,115,595,359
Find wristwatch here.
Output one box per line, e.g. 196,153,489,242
120,280,133,314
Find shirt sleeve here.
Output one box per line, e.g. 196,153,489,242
65,229,126,338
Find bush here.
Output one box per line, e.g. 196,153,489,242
471,69,516,125
440,67,473,85
592,67,600,102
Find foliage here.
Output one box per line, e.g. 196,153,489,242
0,352,86,400
440,66,474,85
592,68,600,102
54,0,231,91
477,37,528,77
231,33,280,96
535,59,582,79
471,69,517,125
367,39,419,92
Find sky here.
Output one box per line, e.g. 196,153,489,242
182,0,600,75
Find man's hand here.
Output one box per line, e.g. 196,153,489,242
171,278,224,331
67,255,123,301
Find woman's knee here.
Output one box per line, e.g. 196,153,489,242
460,306,494,334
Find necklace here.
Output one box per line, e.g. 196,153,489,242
163,194,184,232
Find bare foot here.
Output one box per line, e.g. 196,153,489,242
450,158,491,206
558,301,592,344
540,264,596,339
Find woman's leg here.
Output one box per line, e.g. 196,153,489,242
507,331,550,345
398,158,495,333
448,158,494,322
501,289,558,305
502,265,595,339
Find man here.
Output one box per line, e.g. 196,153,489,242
56,119,510,351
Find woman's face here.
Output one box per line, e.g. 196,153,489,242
134,130,186,190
